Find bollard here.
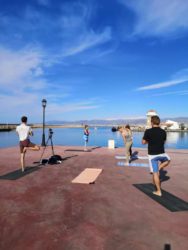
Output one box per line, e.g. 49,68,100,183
108,140,115,149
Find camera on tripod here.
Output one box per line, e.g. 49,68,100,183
37,127,62,165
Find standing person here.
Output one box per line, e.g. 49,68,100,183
83,125,90,151
142,115,170,196
16,116,40,172
118,124,133,165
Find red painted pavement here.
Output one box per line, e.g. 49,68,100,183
0,146,188,250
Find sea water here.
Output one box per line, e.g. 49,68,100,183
0,127,188,149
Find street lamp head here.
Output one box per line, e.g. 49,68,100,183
42,99,47,108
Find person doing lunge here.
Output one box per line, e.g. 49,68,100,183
16,116,40,172
118,124,133,165
142,115,170,196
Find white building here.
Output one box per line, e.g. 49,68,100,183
146,110,158,128
165,120,179,130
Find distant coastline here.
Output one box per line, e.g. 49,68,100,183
0,123,188,133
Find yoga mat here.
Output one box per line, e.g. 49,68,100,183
72,168,102,184
133,183,188,212
115,155,148,160
0,166,41,180
117,162,149,167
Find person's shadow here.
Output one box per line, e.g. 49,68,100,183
160,169,170,182
130,151,139,162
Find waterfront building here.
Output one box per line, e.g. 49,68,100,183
164,120,179,130
146,109,158,128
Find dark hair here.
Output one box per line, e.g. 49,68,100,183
85,125,88,129
125,124,130,129
151,115,160,125
21,116,27,123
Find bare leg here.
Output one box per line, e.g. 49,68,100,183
21,146,40,171
21,152,26,172
26,145,40,151
159,160,170,171
84,141,87,151
152,172,162,196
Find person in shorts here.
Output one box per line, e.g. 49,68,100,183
16,116,40,172
142,115,170,196
83,125,90,151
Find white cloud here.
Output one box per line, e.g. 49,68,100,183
137,68,188,91
120,0,188,37
137,79,188,91
58,2,111,57
63,27,111,57
0,47,43,89
0,92,41,123
153,90,188,96
47,100,101,115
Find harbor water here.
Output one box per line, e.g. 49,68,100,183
0,127,188,149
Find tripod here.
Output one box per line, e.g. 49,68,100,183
39,129,55,164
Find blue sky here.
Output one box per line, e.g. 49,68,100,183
0,0,188,123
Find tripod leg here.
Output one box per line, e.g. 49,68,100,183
50,137,55,156
39,137,50,163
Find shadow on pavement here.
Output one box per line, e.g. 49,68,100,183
0,166,41,180
160,169,170,183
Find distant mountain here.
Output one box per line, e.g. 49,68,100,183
47,117,188,126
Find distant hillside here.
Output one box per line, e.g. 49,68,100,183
47,119,145,126
47,117,188,126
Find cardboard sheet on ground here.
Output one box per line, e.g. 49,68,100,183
115,155,148,160
133,183,188,212
72,168,102,184
117,161,149,167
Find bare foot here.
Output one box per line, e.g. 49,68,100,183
153,191,162,197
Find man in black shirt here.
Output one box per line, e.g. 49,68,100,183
142,116,170,196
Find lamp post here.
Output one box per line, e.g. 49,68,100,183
41,99,47,146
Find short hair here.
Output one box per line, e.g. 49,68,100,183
21,116,27,123
151,115,160,125
125,124,130,129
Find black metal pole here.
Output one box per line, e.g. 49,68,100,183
41,106,46,146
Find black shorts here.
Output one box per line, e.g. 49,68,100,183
19,139,35,153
